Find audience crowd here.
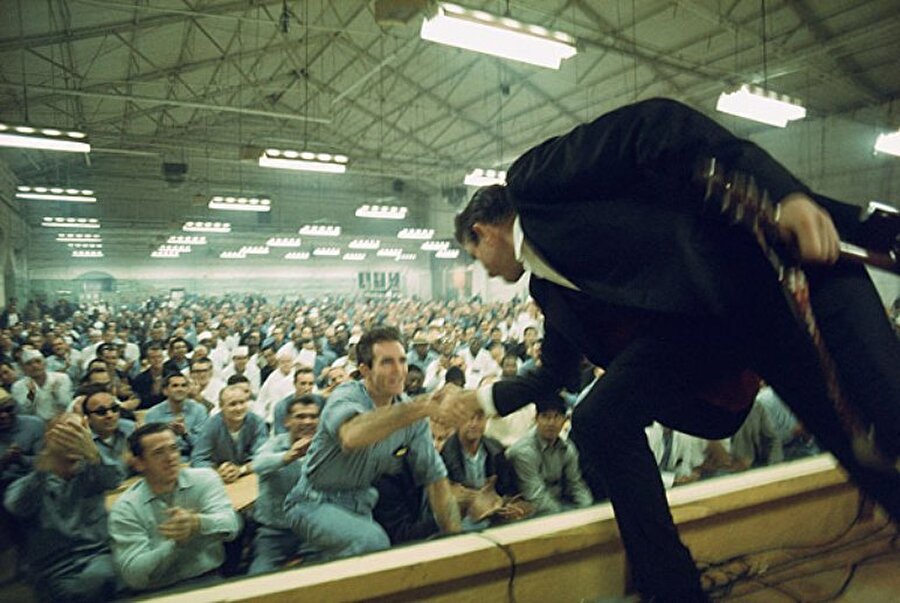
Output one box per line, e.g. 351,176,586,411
0,290,866,601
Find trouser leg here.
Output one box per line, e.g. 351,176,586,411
288,499,390,562
248,525,305,575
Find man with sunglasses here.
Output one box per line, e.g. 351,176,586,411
83,385,135,482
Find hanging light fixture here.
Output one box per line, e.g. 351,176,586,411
421,240,450,251
57,233,102,242
355,204,408,220
716,85,806,128
208,195,272,212
395,253,417,261
42,217,100,229
397,228,434,240
72,250,103,258
266,237,303,247
312,246,341,257
464,168,506,186
16,186,96,203
299,224,341,237
183,221,231,233
0,123,90,153
240,245,270,255
151,250,181,259
435,248,460,259
349,239,381,250
377,247,403,258
67,242,103,249
258,149,348,174
342,252,367,261
168,235,207,245
219,250,247,259
284,251,311,260
874,130,900,157
420,3,577,70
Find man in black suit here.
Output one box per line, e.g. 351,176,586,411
443,98,900,601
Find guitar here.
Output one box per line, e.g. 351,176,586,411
697,158,899,474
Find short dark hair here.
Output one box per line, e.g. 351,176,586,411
356,326,403,369
96,342,118,357
407,363,424,375
128,422,174,457
454,184,515,246
445,366,465,387
190,357,213,371
286,393,325,415
83,385,115,410
162,372,188,388
226,374,250,386
535,394,568,416
293,366,314,383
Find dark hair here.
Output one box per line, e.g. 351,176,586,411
454,184,515,245
162,372,188,388
445,366,465,387
82,384,115,410
96,342,119,357
190,357,213,371
293,366,314,382
407,363,424,375
285,393,325,415
535,394,568,415
128,422,174,457
226,374,250,386
356,325,403,368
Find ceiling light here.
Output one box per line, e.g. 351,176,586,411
420,3,577,69
240,245,270,255
16,186,96,203
0,122,90,153
42,217,100,229
349,239,381,250
435,248,460,259
158,244,192,253
396,253,417,261
398,228,434,240
208,195,272,212
284,251,311,260
874,130,900,157
312,246,341,257
377,247,403,258
258,148,348,174
716,85,806,127
464,168,506,186
421,240,450,251
343,252,367,261
219,251,246,259
266,237,302,247
151,250,180,259
355,204,408,220
72,250,103,258
67,242,103,249
168,235,207,245
299,224,341,237
56,233,101,242
183,221,231,233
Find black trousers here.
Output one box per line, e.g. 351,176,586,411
569,257,900,601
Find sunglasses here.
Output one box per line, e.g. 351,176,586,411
87,404,121,416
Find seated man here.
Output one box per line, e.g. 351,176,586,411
4,413,122,602
248,394,321,575
82,385,135,482
108,422,240,592
440,407,528,523
284,326,460,562
187,357,225,414
271,366,316,435
220,346,261,397
11,348,73,421
0,388,43,491
505,396,593,515
191,385,267,483
131,344,167,410
144,372,208,461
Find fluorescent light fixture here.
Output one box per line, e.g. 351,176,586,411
16,186,96,203
343,252,367,261
220,251,246,259
377,247,403,258
72,250,103,258
67,242,103,249
349,239,381,250
420,3,577,69
398,228,434,240
151,250,180,259
716,85,806,127
168,235,207,245
0,123,90,153
42,217,100,229
240,245,270,255
183,221,231,233
208,195,271,212
56,233,101,242
259,149,348,174
435,248,460,259
299,224,341,237
355,204,408,220
313,246,341,257
874,130,900,157
284,251,311,260
421,240,450,251
464,168,506,186
396,253,417,261
158,244,191,253
266,237,302,247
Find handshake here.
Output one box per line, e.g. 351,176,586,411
424,383,483,427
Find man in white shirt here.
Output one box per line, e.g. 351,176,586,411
253,352,295,423
11,349,73,421
220,346,261,397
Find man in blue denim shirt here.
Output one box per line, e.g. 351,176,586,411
284,326,460,561
145,373,208,461
247,394,321,574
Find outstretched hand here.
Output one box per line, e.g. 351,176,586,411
776,193,840,264
431,384,481,428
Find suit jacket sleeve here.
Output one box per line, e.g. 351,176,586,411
507,97,810,211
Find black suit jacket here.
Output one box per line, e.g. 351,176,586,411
440,434,519,497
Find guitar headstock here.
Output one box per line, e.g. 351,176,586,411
696,157,780,240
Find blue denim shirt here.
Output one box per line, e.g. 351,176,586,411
251,433,304,529
144,399,208,460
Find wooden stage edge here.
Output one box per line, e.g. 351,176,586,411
145,455,871,603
